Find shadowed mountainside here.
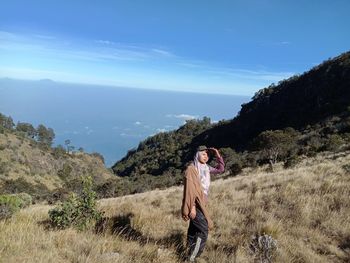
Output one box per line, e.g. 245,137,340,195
112,51,350,184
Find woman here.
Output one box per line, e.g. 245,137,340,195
181,145,225,262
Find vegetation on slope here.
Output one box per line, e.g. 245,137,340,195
0,113,117,202
1,151,349,262
111,51,350,196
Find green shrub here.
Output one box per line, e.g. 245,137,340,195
322,134,345,151
47,188,71,204
52,145,67,159
0,178,50,201
16,193,33,208
0,161,9,175
57,163,73,181
0,193,32,220
0,195,21,220
0,203,14,220
48,193,79,228
90,152,105,164
220,147,243,176
48,176,102,230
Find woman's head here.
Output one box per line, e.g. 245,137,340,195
193,147,211,196
195,145,210,164
196,149,209,164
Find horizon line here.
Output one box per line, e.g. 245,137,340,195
0,76,254,98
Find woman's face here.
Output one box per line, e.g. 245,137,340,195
198,150,209,164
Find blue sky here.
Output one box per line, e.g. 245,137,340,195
0,0,349,96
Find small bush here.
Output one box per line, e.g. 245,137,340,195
0,193,32,220
0,161,9,175
249,234,278,263
0,195,21,220
0,178,50,201
283,155,302,169
48,176,102,230
91,152,105,164
342,164,350,174
322,134,344,151
0,203,14,220
52,145,66,159
220,147,243,176
57,163,72,181
47,188,71,204
48,193,79,228
16,193,33,207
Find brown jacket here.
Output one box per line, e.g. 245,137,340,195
181,163,214,230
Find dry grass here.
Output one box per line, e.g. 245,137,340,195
1,151,350,262
0,132,114,191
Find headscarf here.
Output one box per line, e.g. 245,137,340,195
193,151,210,196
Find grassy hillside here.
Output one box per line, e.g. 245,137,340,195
1,150,349,262
0,127,117,201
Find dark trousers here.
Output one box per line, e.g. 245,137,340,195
187,207,208,261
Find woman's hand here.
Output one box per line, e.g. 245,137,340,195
189,206,196,219
209,147,221,158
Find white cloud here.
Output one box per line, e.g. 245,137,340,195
152,48,174,57
156,128,167,133
176,59,294,83
34,34,56,40
120,132,143,137
203,68,294,82
134,121,141,125
62,130,80,135
95,39,115,45
82,126,93,134
259,40,291,46
164,125,176,128
0,31,175,63
166,114,199,120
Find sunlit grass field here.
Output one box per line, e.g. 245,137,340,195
1,151,350,262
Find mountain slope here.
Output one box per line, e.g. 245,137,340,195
112,51,350,180
2,150,350,262
0,124,117,201
193,51,350,151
